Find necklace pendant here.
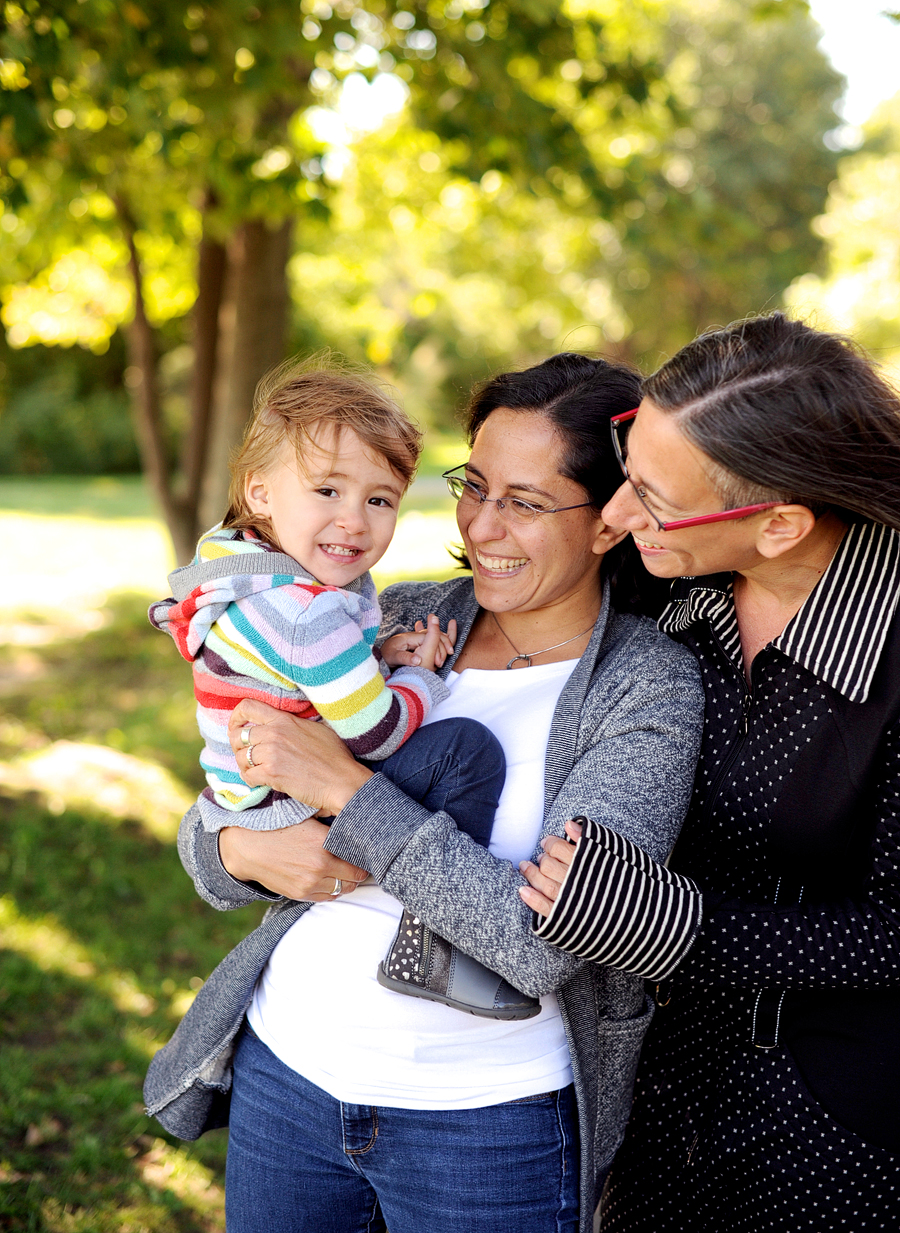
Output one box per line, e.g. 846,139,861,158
506,653,533,670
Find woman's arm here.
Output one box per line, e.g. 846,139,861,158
521,817,703,980
323,633,703,996
524,722,900,993
177,803,280,911
177,797,369,911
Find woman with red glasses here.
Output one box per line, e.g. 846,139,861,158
521,313,900,1231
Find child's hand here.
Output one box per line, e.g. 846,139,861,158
381,615,457,671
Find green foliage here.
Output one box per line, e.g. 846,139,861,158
0,474,155,519
785,93,900,379
0,336,138,474
0,1,848,467
607,0,843,356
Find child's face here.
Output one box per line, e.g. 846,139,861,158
244,425,407,585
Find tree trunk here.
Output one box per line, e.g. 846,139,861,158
175,221,227,558
117,201,183,549
198,217,293,532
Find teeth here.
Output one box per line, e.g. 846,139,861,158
475,550,528,571
322,545,360,556
634,537,661,549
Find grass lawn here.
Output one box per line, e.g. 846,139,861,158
0,462,467,1230
0,592,265,1230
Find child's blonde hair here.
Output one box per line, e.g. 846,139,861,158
223,353,422,548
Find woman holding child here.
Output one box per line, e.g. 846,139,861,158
522,314,900,1230
145,352,704,1233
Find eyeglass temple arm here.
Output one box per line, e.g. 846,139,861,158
663,502,781,530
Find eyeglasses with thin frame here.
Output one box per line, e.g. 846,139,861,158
442,464,594,525
609,408,781,532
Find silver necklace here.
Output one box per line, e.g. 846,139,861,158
491,612,596,670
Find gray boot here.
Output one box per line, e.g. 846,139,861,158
377,910,541,1021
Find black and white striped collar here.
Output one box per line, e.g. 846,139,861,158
659,519,900,703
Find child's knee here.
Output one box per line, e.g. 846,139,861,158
428,717,505,776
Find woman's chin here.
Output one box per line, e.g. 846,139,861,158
632,540,681,577
471,572,529,611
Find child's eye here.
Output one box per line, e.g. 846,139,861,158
368,496,394,508
316,486,338,498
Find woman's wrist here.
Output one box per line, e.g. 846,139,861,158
218,825,258,884
330,762,375,816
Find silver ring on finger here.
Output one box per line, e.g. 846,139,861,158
240,723,254,747
330,878,342,897
246,743,256,768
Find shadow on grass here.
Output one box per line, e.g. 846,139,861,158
0,789,265,1231
0,594,205,791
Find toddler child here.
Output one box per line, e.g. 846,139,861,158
150,359,538,1020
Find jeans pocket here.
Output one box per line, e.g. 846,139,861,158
504,1090,557,1105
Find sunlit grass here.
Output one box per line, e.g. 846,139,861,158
0,476,156,521
0,787,261,1230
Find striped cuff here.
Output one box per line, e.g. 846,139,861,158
532,818,703,980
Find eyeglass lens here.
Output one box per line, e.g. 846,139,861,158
611,417,667,532
444,472,542,524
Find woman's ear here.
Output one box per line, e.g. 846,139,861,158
244,471,270,516
591,519,629,556
754,505,817,559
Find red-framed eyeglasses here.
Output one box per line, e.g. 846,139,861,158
610,408,780,532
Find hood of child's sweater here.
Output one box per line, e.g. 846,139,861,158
148,525,372,662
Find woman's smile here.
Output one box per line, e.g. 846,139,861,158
473,549,530,574
632,536,667,555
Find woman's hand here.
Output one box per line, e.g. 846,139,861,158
228,698,374,818
381,615,457,671
218,820,369,902
518,818,583,917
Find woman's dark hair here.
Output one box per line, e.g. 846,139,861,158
457,352,670,618
643,312,900,530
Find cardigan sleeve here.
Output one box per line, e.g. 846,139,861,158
673,718,900,991
177,802,283,911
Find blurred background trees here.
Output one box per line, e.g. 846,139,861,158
0,0,892,562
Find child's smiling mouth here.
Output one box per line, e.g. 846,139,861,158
320,543,363,559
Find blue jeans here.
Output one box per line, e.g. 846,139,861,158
369,717,505,849
226,1027,580,1233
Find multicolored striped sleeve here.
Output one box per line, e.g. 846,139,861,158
209,582,450,761
532,817,703,981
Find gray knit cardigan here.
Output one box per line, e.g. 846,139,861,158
144,576,704,1232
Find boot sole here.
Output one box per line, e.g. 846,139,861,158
376,963,541,1021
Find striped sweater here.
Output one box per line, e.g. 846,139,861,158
149,526,449,830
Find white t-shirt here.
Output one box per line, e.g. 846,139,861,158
247,659,577,1109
